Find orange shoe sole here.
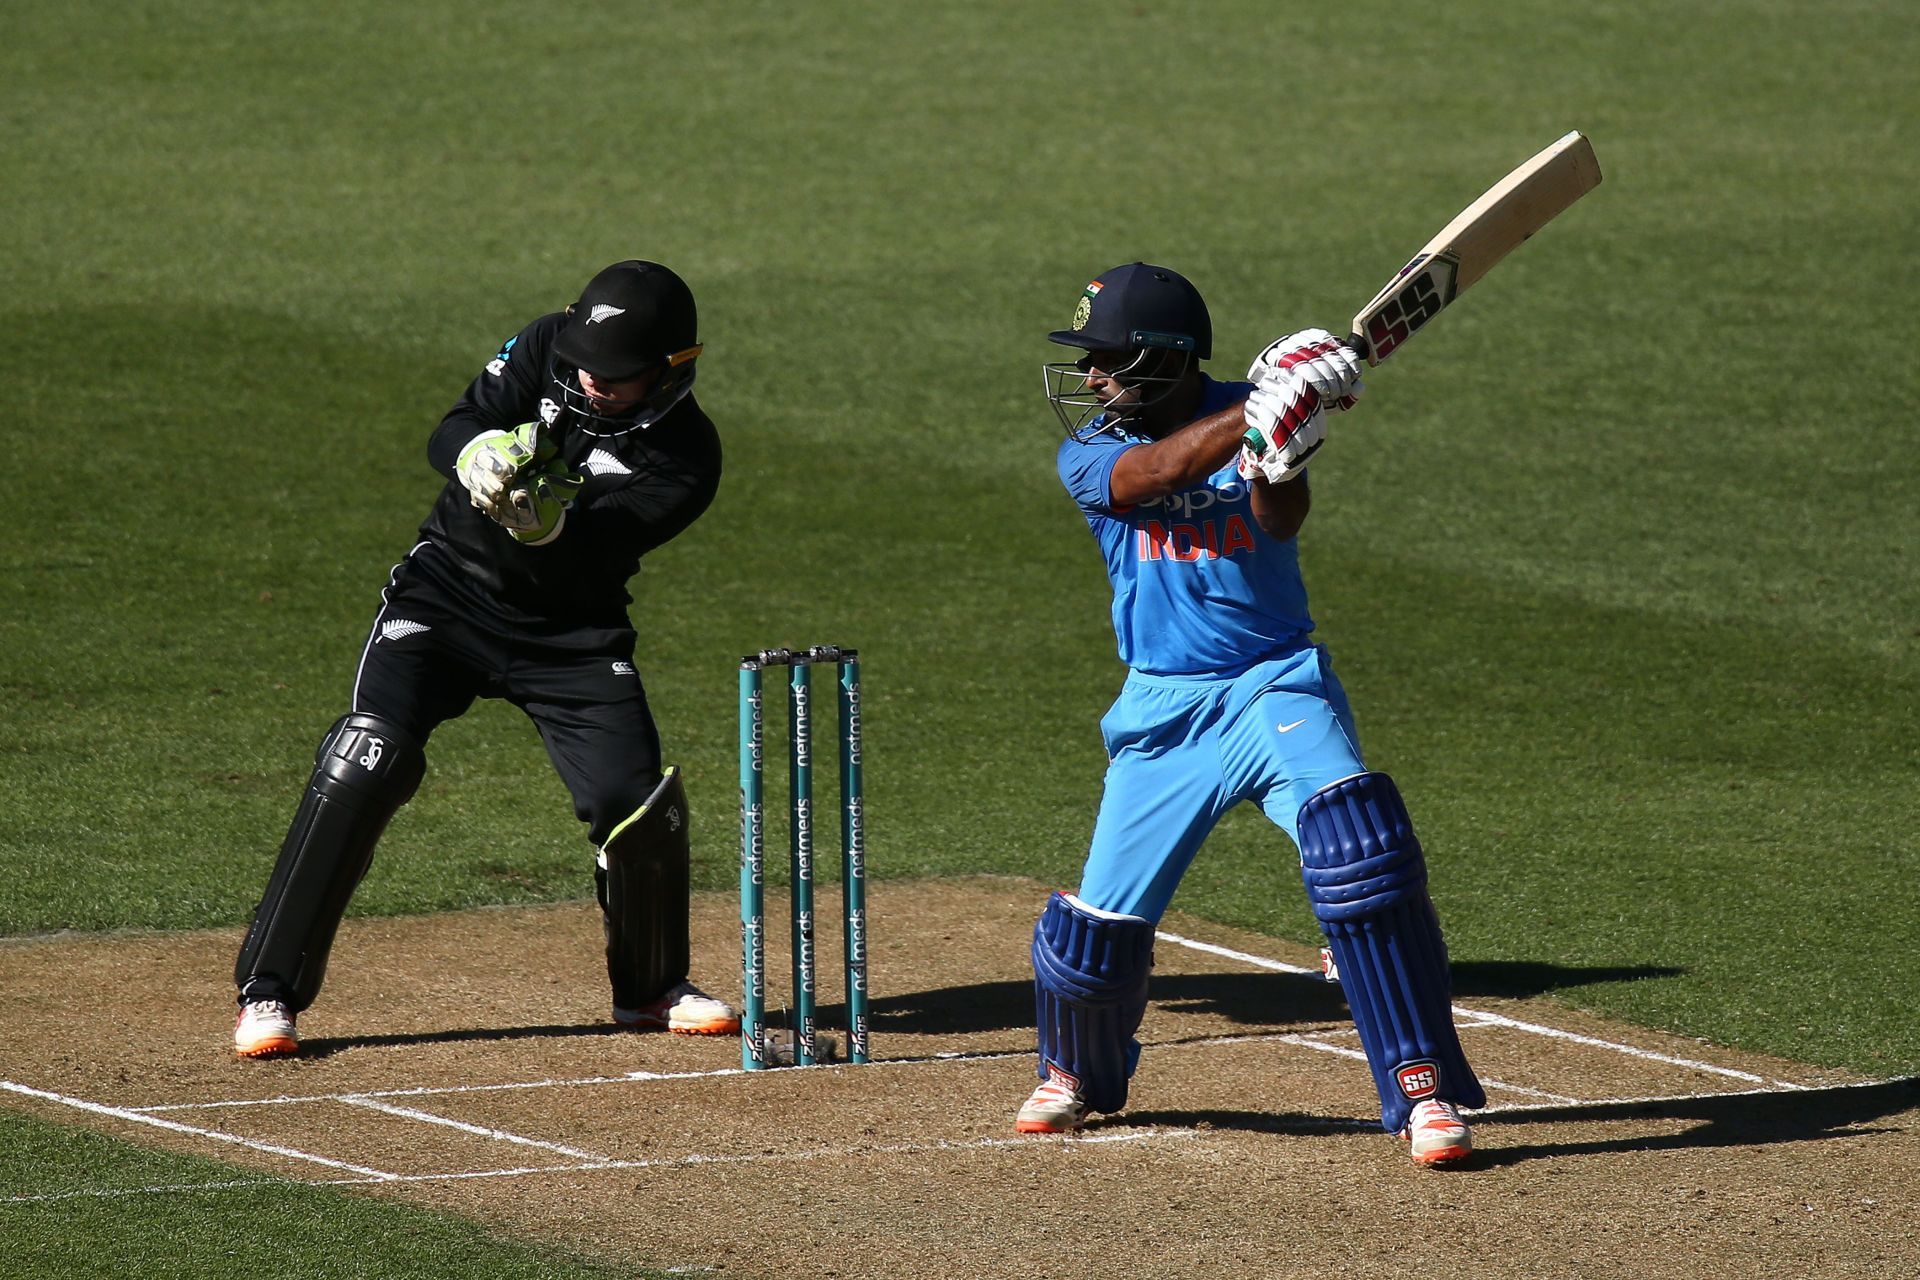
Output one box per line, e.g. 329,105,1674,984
668,1018,740,1036
1014,1118,1082,1135
234,1036,298,1059
1411,1142,1472,1166
614,1015,741,1035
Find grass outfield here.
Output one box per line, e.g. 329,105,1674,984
2,0,1916,1267
0,1109,649,1278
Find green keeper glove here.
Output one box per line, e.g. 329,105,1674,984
497,461,586,546
455,422,554,514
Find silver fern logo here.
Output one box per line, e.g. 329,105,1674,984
378,619,431,643
587,304,626,325
584,448,631,477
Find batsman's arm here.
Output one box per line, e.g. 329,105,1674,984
1248,473,1309,540
1106,405,1250,507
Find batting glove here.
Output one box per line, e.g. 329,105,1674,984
1238,369,1327,484
495,462,586,546
1248,329,1364,411
456,422,549,514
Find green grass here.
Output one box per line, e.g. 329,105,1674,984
0,1109,650,1279
2,0,1917,1269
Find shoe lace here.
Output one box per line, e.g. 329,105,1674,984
1032,1073,1081,1105
1415,1099,1462,1128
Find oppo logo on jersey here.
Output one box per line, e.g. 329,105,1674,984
1141,480,1247,520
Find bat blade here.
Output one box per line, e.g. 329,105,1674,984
1350,131,1602,366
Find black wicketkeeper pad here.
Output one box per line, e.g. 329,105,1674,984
234,713,426,1012
1298,772,1485,1133
596,767,691,1012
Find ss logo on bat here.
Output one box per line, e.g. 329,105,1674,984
1365,261,1449,361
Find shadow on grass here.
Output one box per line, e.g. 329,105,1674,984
872,962,1683,1036
1450,960,1684,998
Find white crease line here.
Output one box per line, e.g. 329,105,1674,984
339,1096,608,1161
132,1053,1030,1113
129,930,1803,1117
1155,931,1318,976
2,1177,272,1204
116,1025,1650,1116
0,1080,398,1181
310,1127,1198,1188
1272,1033,1580,1104
131,1068,755,1113
1154,929,1806,1089
1455,1009,1804,1088
5,1129,1201,1205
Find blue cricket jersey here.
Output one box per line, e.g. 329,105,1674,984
1056,375,1314,677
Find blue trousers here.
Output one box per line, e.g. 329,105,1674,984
1078,644,1364,921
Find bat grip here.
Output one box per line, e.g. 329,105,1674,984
1343,332,1371,362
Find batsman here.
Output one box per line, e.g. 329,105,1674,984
1021,263,1485,1164
231,260,738,1057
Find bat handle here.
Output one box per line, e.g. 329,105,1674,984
1343,332,1371,362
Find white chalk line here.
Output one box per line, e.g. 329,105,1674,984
1,1177,276,1205
0,1080,397,1181
1154,929,1807,1089
338,1096,611,1162
130,1066,759,1113
134,929,1808,1119
9,928,1829,1204
0,1127,1195,1204
130,1028,1563,1115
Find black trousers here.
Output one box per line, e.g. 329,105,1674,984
354,556,664,846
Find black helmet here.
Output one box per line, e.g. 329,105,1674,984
552,260,703,434
1043,263,1210,437
1046,262,1212,359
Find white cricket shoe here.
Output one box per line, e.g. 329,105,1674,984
1015,1065,1089,1134
613,981,740,1035
1403,1098,1473,1165
233,999,299,1059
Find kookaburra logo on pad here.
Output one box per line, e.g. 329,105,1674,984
587,304,626,324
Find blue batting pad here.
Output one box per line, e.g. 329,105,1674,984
1298,772,1485,1133
1030,891,1156,1114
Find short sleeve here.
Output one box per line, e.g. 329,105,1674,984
1056,432,1139,514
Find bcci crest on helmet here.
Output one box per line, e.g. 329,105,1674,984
1071,280,1102,331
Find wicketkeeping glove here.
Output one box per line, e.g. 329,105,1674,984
495,461,586,546
1248,329,1365,411
456,422,550,515
1237,370,1327,484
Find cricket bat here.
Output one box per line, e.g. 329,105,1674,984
1344,131,1602,365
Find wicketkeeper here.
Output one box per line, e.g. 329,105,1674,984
232,260,738,1057
1022,263,1485,1165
